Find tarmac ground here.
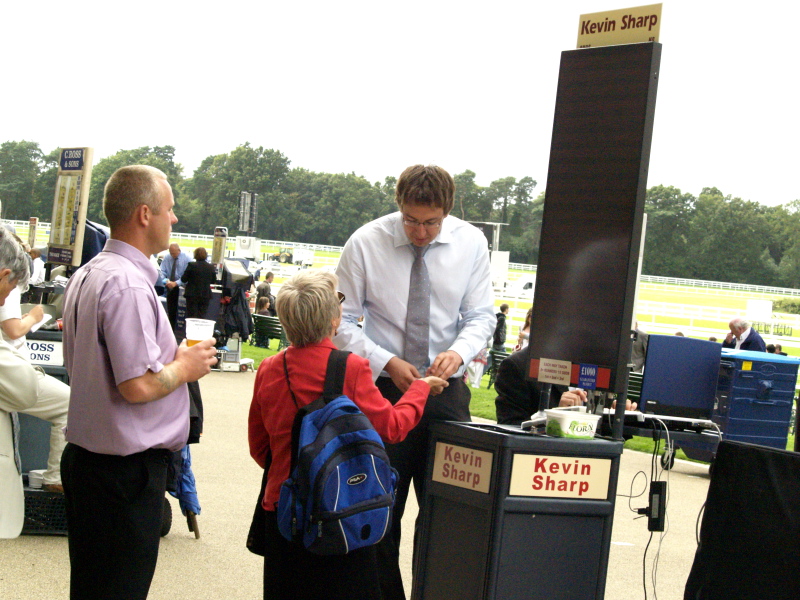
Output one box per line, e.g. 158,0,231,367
0,370,711,600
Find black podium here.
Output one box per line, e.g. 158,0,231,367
413,421,622,600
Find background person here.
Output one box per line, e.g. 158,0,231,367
0,226,43,538
0,239,68,492
255,296,271,316
333,164,495,599
182,246,217,319
256,272,277,316
492,303,509,351
28,248,45,286
516,307,532,350
249,269,446,600
160,242,190,330
495,347,638,426
722,317,766,352
61,165,217,600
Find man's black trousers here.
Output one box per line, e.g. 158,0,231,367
62,443,171,600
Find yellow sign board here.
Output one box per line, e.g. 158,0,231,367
48,147,94,267
431,442,493,494
577,3,662,49
509,454,612,500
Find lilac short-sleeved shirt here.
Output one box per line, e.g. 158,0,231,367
62,239,189,455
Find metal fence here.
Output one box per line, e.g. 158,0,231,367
8,219,800,298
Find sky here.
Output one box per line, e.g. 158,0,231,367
2,1,798,207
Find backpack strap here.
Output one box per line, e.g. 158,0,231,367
322,349,350,403
287,348,351,474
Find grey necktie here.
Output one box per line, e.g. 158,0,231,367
404,245,430,372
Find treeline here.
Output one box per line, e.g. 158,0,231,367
2,140,799,288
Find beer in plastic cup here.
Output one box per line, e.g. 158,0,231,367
185,319,215,347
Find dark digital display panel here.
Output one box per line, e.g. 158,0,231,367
528,43,661,392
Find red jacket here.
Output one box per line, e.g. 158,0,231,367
248,339,430,510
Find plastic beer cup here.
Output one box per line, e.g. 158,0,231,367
185,319,215,347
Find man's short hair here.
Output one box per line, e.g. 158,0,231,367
276,269,340,347
395,165,455,214
194,247,208,261
499,303,509,313
0,226,31,288
103,165,169,230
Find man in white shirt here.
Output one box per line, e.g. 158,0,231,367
29,248,45,286
334,164,495,600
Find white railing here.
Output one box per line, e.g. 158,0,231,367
8,219,800,297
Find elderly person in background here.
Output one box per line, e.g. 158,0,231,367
249,269,448,600
0,227,69,496
0,227,45,537
723,317,766,352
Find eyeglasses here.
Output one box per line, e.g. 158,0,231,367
402,217,443,231
337,291,346,304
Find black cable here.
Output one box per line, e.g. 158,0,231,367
617,470,648,514
642,530,654,600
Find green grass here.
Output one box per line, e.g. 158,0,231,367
241,343,799,463
624,432,797,462
241,342,499,417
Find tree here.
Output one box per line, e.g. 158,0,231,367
453,170,485,221
0,140,45,220
181,144,291,236
85,146,185,225
31,148,61,222
641,185,695,277
486,176,517,224
685,188,775,285
280,170,392,246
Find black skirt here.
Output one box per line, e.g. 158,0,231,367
263,510,384,600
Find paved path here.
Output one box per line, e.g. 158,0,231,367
0,371,710,599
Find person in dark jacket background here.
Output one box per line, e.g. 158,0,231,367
722,318,766,352
182,247,217,319
492,303,509,352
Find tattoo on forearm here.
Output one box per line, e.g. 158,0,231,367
154,367,178,393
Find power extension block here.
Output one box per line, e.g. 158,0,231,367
648,481,667,532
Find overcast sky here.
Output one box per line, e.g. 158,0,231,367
3,1,798,207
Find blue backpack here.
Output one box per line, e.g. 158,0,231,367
277,349,398,555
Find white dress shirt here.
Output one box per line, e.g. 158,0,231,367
334,212,496,380
735,327,752,350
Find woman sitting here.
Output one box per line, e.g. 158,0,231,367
255,296,271,316
248,269,447,600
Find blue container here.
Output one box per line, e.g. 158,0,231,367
715,350,800,450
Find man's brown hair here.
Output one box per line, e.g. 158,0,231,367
395,165,455,214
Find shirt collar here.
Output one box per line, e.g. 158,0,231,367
103,239,160,285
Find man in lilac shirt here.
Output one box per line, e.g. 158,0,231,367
61,165,217,600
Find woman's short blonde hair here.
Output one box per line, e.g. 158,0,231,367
276,269,340,347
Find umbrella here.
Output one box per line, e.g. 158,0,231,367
168,445,201,537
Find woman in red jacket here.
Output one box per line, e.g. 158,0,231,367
249,269,447,600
